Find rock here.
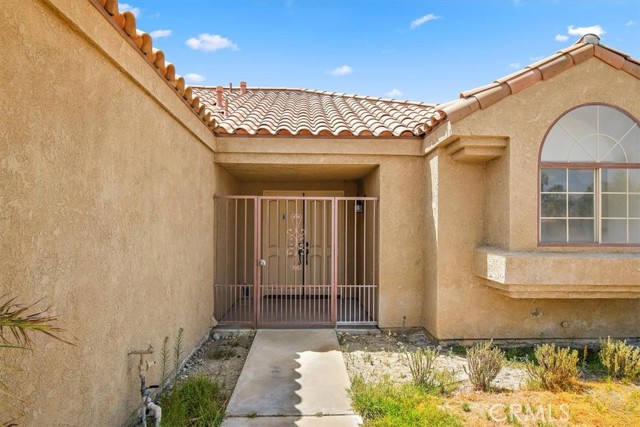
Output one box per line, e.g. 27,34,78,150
212,333,221,341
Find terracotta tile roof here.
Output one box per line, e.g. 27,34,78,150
91,0,216,130
424,35,640,134
192,86,435,137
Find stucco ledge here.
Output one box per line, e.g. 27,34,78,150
447,136,508,163
473,246,640,298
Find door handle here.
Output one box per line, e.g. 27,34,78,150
305,241,309,266
297,243,304,267
258,259,266,267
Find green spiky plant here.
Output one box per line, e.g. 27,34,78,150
0,295,72,424
173,327,184,380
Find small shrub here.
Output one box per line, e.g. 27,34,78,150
526,344,579,391
211,347,235,360
450,344,467,357
160,376,225,427
599,337,640,381
403,347,438,387
464,341,504,391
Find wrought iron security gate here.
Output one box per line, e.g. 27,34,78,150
213,195,378,327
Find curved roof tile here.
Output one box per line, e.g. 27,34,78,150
91,0,216,130
192,87,435,137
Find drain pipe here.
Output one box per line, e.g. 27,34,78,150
128,345,162,427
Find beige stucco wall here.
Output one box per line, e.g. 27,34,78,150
1,0,217,425
430,57,640,339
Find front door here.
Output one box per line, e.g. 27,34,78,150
258,192,341,325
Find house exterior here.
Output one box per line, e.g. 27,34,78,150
2,0,639,424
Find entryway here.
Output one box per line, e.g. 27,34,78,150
213,194,379,327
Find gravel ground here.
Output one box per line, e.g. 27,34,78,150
339,329,529,392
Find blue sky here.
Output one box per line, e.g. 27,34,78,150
122,1,640,104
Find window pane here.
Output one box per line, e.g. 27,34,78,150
569,135,597,162
561,106,597,141
630,195,640,218
541,194,567,217
599,105,637,141
602,219,627,243
542,126,574,161
630,169,640,192
569,194,594,217
540,169,566,192
630,220,640,243
568,169,594,192
602,194,627,218
601,169,627,192
599,139,627,163
618,125,640,163
568,219,594,242
541,219,567,242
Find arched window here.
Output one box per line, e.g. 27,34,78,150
540,104,640,244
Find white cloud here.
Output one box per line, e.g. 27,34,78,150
567,24,605,37
626,20,636,27
328,65,352,76
119,3,141,17
555,34,569,42
529,56,544,61
410,14,440,30
186,34,239,52
185,73,206,83
509,63,521,69
386,89,403,98
149,29,172,39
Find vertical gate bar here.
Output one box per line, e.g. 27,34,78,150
234,199,238,289
243,200,247,322
373,200,377,322
224,199,229,287
255,197,261,327
285,200,289,301
331,198,338,325
363,200,367,287
314,201,317,287
322,200,326,322
342,200,347,322
275,200,279,301
344,200,348,287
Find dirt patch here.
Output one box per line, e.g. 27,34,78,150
180,330,255,397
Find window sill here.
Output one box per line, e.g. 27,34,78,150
473,246,640,298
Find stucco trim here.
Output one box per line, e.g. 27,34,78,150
474,247,640,298
446,136,508,163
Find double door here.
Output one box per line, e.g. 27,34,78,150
261,192,342,299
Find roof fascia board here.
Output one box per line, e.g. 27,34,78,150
215,136,424,157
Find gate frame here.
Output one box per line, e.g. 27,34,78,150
214,195,379,328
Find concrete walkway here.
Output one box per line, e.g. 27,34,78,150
221,329,361,427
